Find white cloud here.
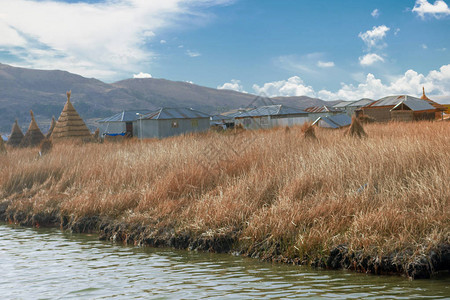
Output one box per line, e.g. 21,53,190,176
160,40,167,44
133,72,152,78
186,50,201,57
252,76,315,97
250,64,450,102
218,79,246,92
359,25,390,49
317,61,335,68
422,44,428,49
359,53,385,66
394,28,401,35
371,8,380,18
275,53,336,74
0,0,231,80
412,0,450,18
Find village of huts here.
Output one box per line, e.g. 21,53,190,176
1,87,448,149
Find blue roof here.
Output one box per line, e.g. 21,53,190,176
312,114,352,129
98,110,152,123
328,114,352,127
236,105,307,118
142,107,210,120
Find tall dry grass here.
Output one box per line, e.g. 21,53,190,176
0,121,448,262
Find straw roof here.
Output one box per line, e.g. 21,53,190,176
21,110,45,147
420,87,431,101
346,117,367,138
7,120,24,147
51,91,92,141
46,116,56,139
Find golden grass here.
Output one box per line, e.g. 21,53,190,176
0,121,449,262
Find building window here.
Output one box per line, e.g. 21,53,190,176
172,121,178,128
191,119,198,127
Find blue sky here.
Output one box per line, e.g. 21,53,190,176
0,0,449,101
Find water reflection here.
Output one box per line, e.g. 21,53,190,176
0,225,448,299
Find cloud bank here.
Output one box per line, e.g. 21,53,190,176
237,64,450,101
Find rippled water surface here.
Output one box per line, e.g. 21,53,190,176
0,224,449,299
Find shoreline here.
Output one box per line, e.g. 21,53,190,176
1,204,448,279
1,122,449,280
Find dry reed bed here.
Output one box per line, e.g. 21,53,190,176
0,121,449,277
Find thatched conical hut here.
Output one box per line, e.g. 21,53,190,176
51,91,92,141
21,110,45,147
7,120,24,147
46,116,56,139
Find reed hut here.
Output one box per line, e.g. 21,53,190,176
7,120,24,147
46,116,56,139
51,91,92,141
20,110,45,147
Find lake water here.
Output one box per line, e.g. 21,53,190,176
0,224,448,299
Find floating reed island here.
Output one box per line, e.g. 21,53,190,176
0,120,448,279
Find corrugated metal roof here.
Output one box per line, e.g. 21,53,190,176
351,98,374,107
304,106,341,113
211,114,233,121
236,105,307,118
328,114,352,127
368,95,407,107
391,97,436,111
98,110,152,123
333,99,374,108
312,114,352,129
333,101,354,108
142,107,210,120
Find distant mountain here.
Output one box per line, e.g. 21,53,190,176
0,63,335,133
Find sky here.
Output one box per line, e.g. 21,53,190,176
0,0,449,102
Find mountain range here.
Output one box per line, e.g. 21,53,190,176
0,63,336,133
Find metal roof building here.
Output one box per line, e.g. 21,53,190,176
136,107,211,139
97,110,152,137
333,99,374,116
234,105,309,129
362,94,443,122
141,107,210,120
235,105,307,118
98,110,152,123
391,96,438,122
